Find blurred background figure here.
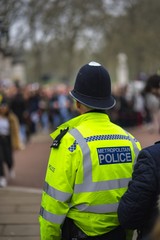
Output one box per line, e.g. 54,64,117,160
49,87,61,130
49,84,73,130
109,82,145,128
0,94,22,187
131,79,145,127
56,84,72,122
142,74,160,133
38,88,50,133
26,84,41,134
10,84,28,146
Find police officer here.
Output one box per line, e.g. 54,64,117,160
39,61,141,240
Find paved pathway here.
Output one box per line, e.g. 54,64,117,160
0,132,50,239
9,132,51,189
0,187,41,240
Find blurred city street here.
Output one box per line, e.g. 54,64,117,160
10,132,52,189
0,131,52,240
0,125,159,239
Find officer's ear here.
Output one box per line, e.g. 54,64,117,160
76,101,83,114
76,101,81,110
76,101,91,114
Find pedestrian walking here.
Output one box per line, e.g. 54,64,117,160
39,61,141,240
118,140,160,240
10,85,28,146
142,74,160,134
0,94,22,187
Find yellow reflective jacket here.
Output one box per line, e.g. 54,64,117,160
39,112,141,240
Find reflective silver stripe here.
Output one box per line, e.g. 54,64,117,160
44,181,72,202
70,128,92,183
74,177,131,193
69,128,131,193
124,130,140,164
76,203,118,213
40,206,65,224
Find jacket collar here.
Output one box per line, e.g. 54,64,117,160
50,111,110,139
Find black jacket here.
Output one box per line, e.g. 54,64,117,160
118,141,160,239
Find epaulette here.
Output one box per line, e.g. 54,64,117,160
50,127,69,148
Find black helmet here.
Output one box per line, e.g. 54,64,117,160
70,61,116,109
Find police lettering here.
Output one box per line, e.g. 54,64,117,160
97,147,132,165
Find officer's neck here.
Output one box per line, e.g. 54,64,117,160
86,109,106,114
76,101,106,115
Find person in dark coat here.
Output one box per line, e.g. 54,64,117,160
0,94,22,187
10,86,28,144
118,141,160,240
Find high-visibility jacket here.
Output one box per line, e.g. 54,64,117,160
39,112,141,240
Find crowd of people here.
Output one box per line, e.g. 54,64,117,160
0,81,77,187
0,82,77,143
109,75,160,133
0,74,160,142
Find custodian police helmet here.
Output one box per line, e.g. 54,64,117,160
70,61,116,110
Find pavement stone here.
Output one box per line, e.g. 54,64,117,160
0,187,41,239
0,238,40,240
3,225,40,236
0,132,49,239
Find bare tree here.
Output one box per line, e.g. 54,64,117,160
23,0,113,82
2,0,160,83
102,0,160,79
